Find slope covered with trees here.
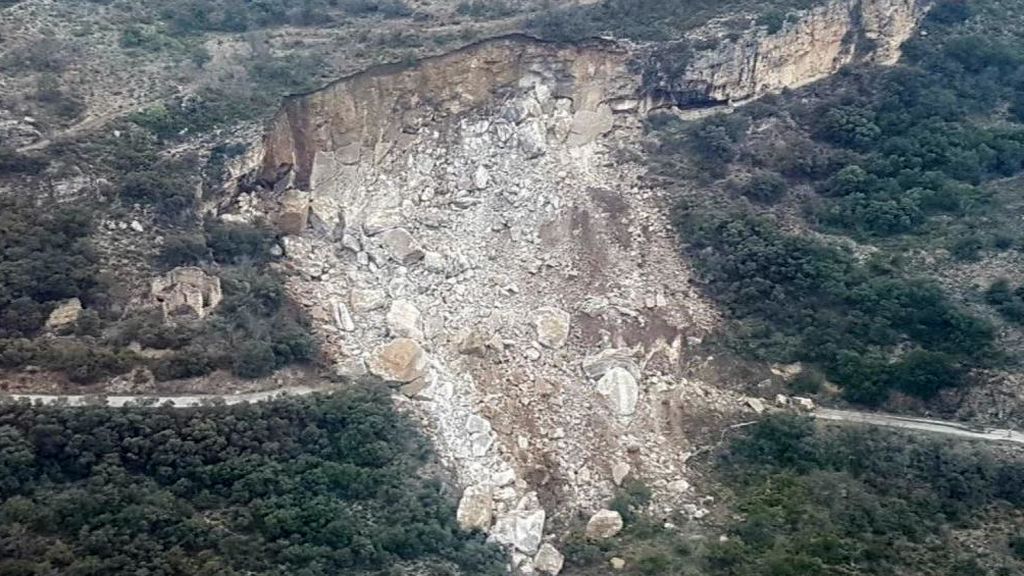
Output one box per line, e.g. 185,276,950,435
563,415,1024,575
652,0,1024,405
0,388,503,575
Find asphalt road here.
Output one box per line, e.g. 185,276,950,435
813,407,1024,445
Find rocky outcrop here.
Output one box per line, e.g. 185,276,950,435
44,298,82,332
654,0,926,106
150,267,222,322
257,0,925,193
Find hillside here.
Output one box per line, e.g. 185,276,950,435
3,0,1024,574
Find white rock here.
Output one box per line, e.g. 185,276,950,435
129,220,144,232
596,367,639,417
43,298,82,332
534,543,565,575
585,509,623,539
667,479,691,493
612,462,631,486
334,357,367,379
491,509,546,554
533,307,570,349
795,396,816,411
473,165,490,189
386,299,422,339
746,397,766,414
332,300,356,332
610,557,626,570
457,484,493,531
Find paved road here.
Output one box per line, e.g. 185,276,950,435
4,390,1024,447
813,408,1024,445
0,386,321,408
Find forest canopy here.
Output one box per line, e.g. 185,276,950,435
0,388,503,576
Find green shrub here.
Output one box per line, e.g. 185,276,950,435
738,171,786,203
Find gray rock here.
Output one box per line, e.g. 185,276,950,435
596,367,639,417
381,228,425,265
533,307,570,349
582,348,639,380
518,119,548,159
585,509,623,539
386,300,423,339
334,357,367,379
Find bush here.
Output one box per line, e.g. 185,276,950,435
739,171,786,203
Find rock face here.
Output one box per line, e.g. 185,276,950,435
652,0,924,106
585,509,624,539
259,1,924,188
533,307,571,349
457,484,494,531
150,267,222,322
367,338,428,383
44,298,82,332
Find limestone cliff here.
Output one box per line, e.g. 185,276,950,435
258,0,926,187
663,0,926,105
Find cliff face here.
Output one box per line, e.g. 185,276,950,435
259,0,926,186
668,0,926,105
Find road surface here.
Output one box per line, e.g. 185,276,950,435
0,386,320,408
3,390,1023,446
813,407,1024,445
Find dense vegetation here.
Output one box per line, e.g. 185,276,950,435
0,190,314,384
652,0,1024,405
564,415,1024,575
0,388,503,575
528,0,818,41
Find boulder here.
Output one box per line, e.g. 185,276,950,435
585,509,623,539
458,328,489,356
367,338,428,383
276,190,310,235
611,462,631,486
381,227,425,264
43,298,82,332
610,557,626,570
473,165,490,190
350,288,387,313
456,484,493,531
332,300,356,332
582,348,639,380
492,509,546,554
518,119,548,159
534,543,565,575
533,307,570,349
386,300,422,339
596,367,639,417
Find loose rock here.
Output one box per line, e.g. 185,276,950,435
457,484,493,531
381,227,425,264
596,367,639,417
533,307,570,349
386,300,423,339
534,543,565,575
585,509,623,539
367,338,428,383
